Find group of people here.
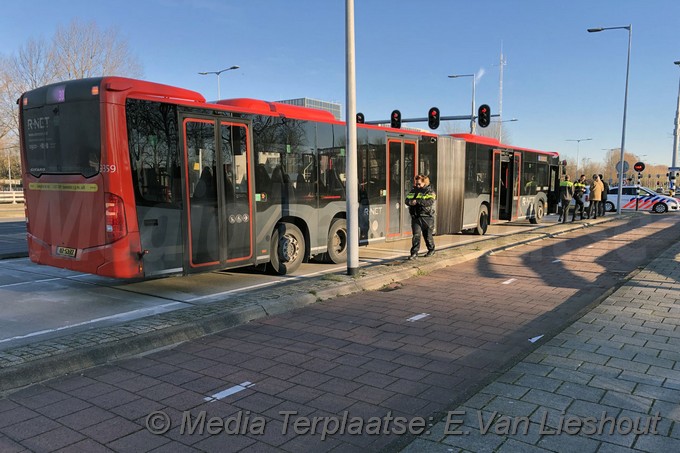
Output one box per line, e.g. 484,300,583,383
558,173,609,223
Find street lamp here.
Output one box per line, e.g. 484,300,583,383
672,60,680,168
566,138,592,174
448,73,476,134
198,65,240,100
588,24,632,215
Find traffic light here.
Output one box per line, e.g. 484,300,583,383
390,110,401,129
356,112,364,124
428,107,440,129
478,104,491,128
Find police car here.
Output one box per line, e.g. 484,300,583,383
605,186,680,213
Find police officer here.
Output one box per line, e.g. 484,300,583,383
558,175,574,223
572,174,587,221
406,174,436,259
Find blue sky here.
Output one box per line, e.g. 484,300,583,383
3,0,680,167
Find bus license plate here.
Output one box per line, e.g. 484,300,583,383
56,246,77,258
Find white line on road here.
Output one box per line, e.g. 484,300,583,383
0,277,63,288
205,381,255,402
406,313,430,322
552,259,562,263
0,302,185,344
529,334,544,343
502,278,517,285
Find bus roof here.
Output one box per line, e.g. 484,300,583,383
217,98,338,122
452,133,558,156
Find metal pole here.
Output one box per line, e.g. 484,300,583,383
566,138,592,174
673,61,680,168
618,26,632,216
588,25,632,215
345,0,359,276
498,46,506,142
470,77,476,134
198,66,239,100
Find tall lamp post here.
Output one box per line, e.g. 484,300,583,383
566,138,592,174
672,60,680,168
448,73,476,134
588,24,632,215
198,65,240,100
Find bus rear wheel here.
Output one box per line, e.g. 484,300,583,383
475,206,489,235
529,201,544,224
326,218,348,264
270,222,305,275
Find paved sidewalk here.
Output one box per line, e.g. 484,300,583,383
0,214,678,452
402,225,680,452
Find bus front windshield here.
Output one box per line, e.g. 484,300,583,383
22,99,101,178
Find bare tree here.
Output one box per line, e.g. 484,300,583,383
52,19,142,80
0,19,143,150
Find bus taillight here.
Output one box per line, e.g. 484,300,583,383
105,193,127,243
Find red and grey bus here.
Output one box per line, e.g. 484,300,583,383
19,77,560,279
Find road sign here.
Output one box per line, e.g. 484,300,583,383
633,162,645,172
616,161,629,174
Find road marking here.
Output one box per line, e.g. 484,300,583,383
502,278,517,285
407,313,430,322
0,277,63,288
529,334,544,343
205,382,255,402
0,302,185,344
552,259,561,263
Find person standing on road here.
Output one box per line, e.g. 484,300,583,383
572,174,587,221
558,175,574,223
406,174,436,260
589,174,604,219
598,174,609,216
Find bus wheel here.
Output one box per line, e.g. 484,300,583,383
326,218,348,264
270,223,305,274
475,206,489,235
529,201,544,224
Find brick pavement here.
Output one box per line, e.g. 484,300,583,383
0,214,679,452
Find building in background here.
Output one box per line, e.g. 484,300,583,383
276,98,342,120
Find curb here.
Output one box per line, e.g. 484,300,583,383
0,215,624,395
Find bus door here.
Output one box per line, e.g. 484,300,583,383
548,164,560,214
491,150,520,221
182,117,254,272
386,139,417,239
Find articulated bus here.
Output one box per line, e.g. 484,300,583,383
19,77,560,279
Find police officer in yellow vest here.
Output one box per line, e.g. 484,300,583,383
572,174,588,221
558,175,574,223
405,174,436,259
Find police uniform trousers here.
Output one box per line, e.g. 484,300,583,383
410,215,435,255
572,195,585,220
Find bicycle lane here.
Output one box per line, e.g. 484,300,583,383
0,214,678,452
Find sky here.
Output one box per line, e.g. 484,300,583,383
2,0,680,168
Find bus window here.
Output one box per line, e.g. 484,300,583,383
23,98,101,178
317,124,345,200
126,100,181,205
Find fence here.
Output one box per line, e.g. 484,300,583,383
0,191,24,204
